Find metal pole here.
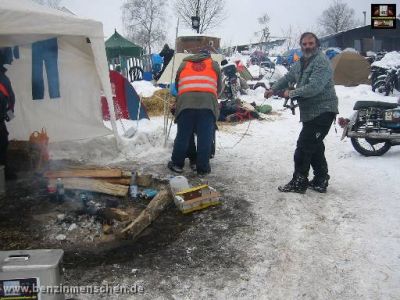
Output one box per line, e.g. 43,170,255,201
196,0,200,34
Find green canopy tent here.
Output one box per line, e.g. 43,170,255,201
105,29,143,77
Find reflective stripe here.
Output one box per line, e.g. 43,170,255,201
178,75,217,84
178,83,217,91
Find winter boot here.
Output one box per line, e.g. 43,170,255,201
309,175,330,193
189,160,197,171
167,161,183,173
278,173,308,194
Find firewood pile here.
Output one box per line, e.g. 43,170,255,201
40,166,173,245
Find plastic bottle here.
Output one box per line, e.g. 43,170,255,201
130,172,138,199
80,192,89,207
56,178,64,202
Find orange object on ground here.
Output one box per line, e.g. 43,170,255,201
29,128,49,169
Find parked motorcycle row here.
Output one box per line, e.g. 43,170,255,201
369,52,400,96
370,65,400,96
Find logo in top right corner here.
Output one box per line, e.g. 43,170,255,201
371,4,396,29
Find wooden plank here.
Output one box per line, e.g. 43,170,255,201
48,178,128,197
119,189,173,239
100,208,130,222
136,174,153,187
183,191,221,205
121,171,132,178
44,169,122,179
100,178,131,186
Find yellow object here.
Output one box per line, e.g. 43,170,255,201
174,184,221,214
176,184,208,195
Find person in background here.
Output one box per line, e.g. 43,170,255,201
265,32,339,193
168,50,221,175
156,44,174,80
0,48,16,180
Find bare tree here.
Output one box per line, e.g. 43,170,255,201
123,0,167,54
175,0,227,34
32,0,62,8
281,25,300,51
254,13,270,51
318,0,358,35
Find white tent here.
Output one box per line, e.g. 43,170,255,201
0,0,118,143
157,53,224,85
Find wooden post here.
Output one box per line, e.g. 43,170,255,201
119,189,173,239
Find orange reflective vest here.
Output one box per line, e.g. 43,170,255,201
177,58,218,97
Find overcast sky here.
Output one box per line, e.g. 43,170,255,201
63,0,396,48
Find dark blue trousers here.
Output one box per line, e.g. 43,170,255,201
32,38,60,100
172,109,215,173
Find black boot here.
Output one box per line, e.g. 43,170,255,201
189,160,197,171
278,174,308,194
309,175,330,193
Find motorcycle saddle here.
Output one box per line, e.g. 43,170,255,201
353,101,398,110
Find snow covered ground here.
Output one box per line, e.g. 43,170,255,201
54,82,400,298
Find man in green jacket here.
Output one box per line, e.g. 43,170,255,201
265,32,339,193
168,51,221,175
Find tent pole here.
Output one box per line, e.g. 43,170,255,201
164,17,180,147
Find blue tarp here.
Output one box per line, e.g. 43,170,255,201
276,49,302,66
325,48,341,60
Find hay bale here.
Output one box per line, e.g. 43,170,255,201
142,89,175,116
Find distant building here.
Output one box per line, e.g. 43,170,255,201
222,39,286,56
320,19,400,54
231,39,286,53
176,36,221,54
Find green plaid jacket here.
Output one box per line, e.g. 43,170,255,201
272,50,339,122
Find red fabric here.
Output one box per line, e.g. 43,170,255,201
235,60,244,72
101,71,129,120
0,83,9,97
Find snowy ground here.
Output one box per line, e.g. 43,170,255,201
54,84,400,299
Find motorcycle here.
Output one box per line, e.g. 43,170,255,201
339,100,400,156
372,67,400,96
221,63,240,100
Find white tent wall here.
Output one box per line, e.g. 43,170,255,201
0,0,119,144
6,36,111,142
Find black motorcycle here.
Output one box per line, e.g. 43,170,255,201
339,100,400,156
372,67,400,96
221,63,240,100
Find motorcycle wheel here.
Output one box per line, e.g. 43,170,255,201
350,136,391,156
384,82,393,96
373,80,386,92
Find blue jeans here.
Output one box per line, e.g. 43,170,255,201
172,109,215,173
32,38,60,100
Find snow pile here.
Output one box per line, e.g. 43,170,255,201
227,52,251,67
342,48,359,53
248,65,265,78
131,80,161,97
371,51,400,69
267,65,288,82
49,117,172,165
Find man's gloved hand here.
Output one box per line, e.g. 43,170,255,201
283,90,290,99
